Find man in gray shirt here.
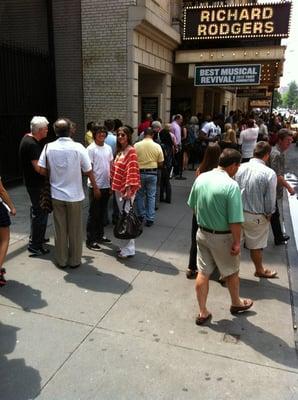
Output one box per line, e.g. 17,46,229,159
236,142,277,278
269,129,295,245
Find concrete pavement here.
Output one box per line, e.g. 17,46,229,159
1,166,298,399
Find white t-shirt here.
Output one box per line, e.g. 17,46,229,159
87,142,113,188
38,137,91,202
238,127,259,158
201,121,221,139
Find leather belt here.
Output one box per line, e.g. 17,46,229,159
140,168,157,172
199,226,231,234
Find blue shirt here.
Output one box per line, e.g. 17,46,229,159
105,132,117,156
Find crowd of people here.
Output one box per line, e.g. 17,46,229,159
0,110,295,326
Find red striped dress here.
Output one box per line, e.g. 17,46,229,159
111,146,141,198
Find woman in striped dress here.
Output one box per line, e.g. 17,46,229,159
111,126,141,258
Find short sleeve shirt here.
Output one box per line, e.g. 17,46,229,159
19,134,45,187
87,142,113,188
188,168,244,231
39,137,91,202
269,144,285,199
134,139,164,169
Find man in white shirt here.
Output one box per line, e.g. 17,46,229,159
86,125,114,251
238,119,259,162
171,114,184,178
236,141,277,278
38,118,99,268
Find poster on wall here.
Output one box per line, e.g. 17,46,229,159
194,65,261,86
141,97,159,119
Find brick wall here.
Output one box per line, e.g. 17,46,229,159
81,0,137,126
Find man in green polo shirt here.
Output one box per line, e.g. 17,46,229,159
188,148,253,325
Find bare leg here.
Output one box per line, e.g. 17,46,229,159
195,272,211,318
225,272,252,307
0,227,10,268
250,249,277,277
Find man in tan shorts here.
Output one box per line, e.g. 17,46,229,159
188,149,253,325
236,141,277,278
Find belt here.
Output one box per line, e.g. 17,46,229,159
244,210,262,215
199,226,231,234
140,168,157,173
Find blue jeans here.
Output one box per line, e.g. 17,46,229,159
136,172,157,222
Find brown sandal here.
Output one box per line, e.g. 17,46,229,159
254,269,278,279
195,313,212,325
230,299,253,315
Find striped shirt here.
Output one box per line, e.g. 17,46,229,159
235,158,277,215
111,146,141,197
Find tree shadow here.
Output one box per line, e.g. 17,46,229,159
0,322,41,400
240,277,296,306
0,281,48,311
63,259,133,295
209,314,298,370
100,245,180,276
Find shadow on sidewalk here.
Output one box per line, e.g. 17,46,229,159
63,260,133,295
0,281,47,311
209,314,298,369
240,277,296,306
100,246,179,276
0,322,41,400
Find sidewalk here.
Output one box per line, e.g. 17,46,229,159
1,171,298,400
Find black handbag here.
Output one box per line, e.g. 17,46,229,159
113,200,143,239
39,145,53,213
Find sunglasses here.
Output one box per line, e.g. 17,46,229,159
117,133,127,138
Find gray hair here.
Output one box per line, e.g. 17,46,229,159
151,120,162,129
189,116,198,125
30,116,49,133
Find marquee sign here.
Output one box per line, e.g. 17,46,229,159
194,65,261,86
183,2,292,41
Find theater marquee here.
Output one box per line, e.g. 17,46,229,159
183,2,292,40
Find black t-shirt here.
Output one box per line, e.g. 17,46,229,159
19,134,45,187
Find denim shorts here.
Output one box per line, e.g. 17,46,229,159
0,202,11,227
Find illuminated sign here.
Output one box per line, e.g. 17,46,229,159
183,2,292,40
237,88,268,98
250,99,271,108
195,65,261,86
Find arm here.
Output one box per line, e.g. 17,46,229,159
229,223,241,256
0,179,16,216
277,175,295,195
84,170,101,199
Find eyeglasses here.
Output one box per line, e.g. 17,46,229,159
117,133,127,138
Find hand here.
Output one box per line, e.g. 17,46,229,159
288,186,296,196
10,207,16,216
93,187,101,199
230,242,240,256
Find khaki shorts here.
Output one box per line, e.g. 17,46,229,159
242,212,269,250
196,229,240,278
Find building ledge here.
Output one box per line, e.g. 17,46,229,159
128,5,181,50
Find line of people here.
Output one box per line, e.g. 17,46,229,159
187,127,294,325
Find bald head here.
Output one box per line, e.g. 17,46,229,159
53,118,71,137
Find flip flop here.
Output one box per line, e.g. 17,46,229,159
195,313,212,326
254,269,278,279
230,299,253,315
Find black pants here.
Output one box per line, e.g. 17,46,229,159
188,214,198,270
160,167,171,203
86,188,110,244
173,148,183,176
27,186,48,249
270,201,284,241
